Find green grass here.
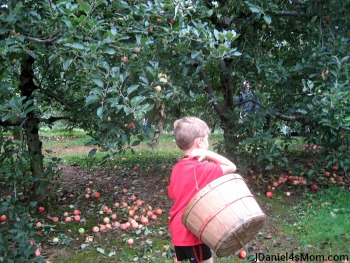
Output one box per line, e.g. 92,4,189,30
290,187,350,254
40,127,88,138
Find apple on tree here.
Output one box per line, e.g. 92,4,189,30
153,85,161,92
120,56,127,63
0,215,7,223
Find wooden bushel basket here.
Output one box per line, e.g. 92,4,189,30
182,174,266,257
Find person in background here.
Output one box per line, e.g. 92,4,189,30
168,116,237,263
238,80,259,114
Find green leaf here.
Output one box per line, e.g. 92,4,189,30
63,43,85,50
132,140,141,146
263,15,272,24
110,27,117,35
97,106,103,118
77,0,91,15
130,96,145,107
85,94,99,106
127,85,139,95
103,48,116,54
88,148,97,157
96,247,105,254
108,250,116,257
296,109,307,115
246,2,261,14
93,79,104,88
63,59,73,70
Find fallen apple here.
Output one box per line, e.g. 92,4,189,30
266,191,273,198
238,249,247,259
127,238,134,245
38,206,45,213
311,184,319,191
73,209,80,215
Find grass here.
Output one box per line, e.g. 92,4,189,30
290,187,350,254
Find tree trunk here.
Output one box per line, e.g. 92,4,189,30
19,55,45,200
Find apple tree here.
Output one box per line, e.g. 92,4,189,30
1,0,349,203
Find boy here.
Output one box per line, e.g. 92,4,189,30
168,117,237,263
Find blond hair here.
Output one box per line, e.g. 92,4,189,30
173,117,210,150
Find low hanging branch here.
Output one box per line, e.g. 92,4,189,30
274,112,308,123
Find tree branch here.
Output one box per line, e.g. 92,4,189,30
274,10,306,17
274,112,308,123
25,34,62,43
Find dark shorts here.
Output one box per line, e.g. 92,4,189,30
174,244,212,263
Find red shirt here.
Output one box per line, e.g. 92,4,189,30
168,158,223,246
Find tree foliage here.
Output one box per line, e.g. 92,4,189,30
0,0,349,194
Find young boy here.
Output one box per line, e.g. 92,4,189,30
168,117,237,263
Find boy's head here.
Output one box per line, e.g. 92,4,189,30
173,117,210,150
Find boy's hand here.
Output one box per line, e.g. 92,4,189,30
189,148,209,162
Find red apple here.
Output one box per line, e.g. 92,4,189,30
34,249,41,257
94,192,100,199
73,209,80,215
155,208,163,215
120,56,127,63
0,215,7,223
52,216,59,223
38,206,45,213
311,184,318,191
324,171,331,177
169,18,175,24
238,249,247,259
266,191,273,198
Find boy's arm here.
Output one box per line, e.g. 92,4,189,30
189,149,236,175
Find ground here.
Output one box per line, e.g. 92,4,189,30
41,146,303,262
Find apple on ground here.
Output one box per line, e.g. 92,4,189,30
311,184,319,191
238,249,247,259
266,191,273,198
